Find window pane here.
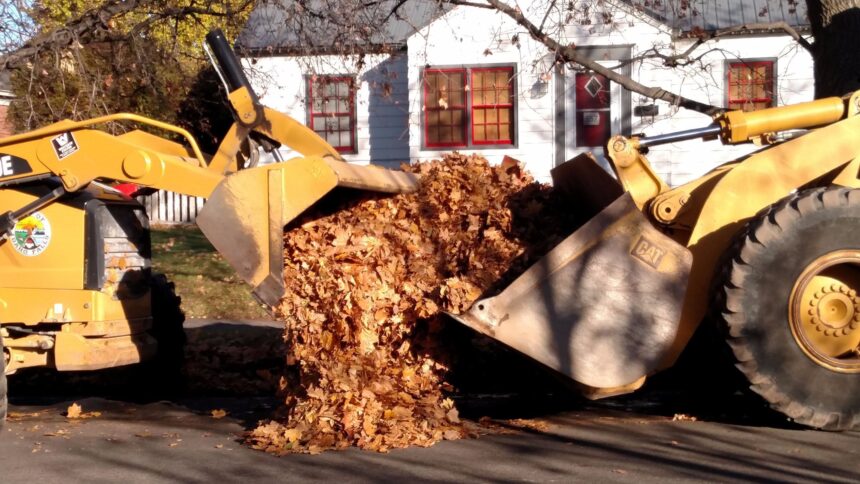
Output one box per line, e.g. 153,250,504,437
473,89,483,105
340,132,351,148
326,131,339,146
450,89,464,106
486,109,497,123
452,126,464,143
424,73,439,108
474,109,485,124
496,71,508,86
499,108,510,123
498,87,510,104
450,72,464,89
339,116,351,130
486,125,499,141
439,110,451,125
452,110,464,127
472,72,483,89
439,126,451,142
424,73,439,107
483,89,497,105
428,127,439,143
474,125,486,142
500,123,512,141
427,111,439,126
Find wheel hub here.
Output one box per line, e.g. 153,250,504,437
790,251,860,373
810,285,860,335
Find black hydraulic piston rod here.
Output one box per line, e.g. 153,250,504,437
637,124,722,149
205,28,260,105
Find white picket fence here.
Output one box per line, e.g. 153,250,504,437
137,190,204,225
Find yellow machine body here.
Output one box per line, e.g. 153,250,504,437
0,183,155,373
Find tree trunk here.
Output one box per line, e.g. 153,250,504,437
807,0,860,97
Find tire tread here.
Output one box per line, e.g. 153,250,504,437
716,187,860,430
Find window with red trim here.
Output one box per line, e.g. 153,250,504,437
308,76,356,153
727,60,775,112
423,66,515,148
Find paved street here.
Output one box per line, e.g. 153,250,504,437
3,395,859,483
2,320,859,483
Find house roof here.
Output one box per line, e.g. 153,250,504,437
625,0,809,34
237,0,450,55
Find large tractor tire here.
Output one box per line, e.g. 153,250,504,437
716,187,860,430
143,273,186,394
150,273,186,364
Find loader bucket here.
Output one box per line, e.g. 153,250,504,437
449,188,692,394
196,156,419,307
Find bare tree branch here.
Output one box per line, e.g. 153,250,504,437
0,0,141,70
713,21,813,53
451,0,722,115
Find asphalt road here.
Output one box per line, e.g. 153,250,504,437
2,320,859,483
3,396,859,483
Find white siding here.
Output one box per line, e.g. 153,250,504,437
406,2,814,185
245,52,411,168
242,1,814,187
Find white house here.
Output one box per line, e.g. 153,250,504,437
238,0,813,186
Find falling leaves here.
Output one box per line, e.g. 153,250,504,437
248,153,581,454
211,409,228,419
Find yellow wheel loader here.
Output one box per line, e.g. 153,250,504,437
1,29,859,432
0,30,419,426
451,92,860,430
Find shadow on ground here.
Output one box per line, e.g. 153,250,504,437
8,319,794,433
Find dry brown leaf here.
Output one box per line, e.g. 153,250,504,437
65,403,101,419
7,411,42,420
211,409,228,419
672,413,697,422
66,403,82,419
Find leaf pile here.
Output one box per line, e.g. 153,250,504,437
248,153,582,454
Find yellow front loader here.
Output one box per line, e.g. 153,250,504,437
0,30,417,424
451,91,860,430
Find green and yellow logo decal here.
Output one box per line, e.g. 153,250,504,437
11,212,52,257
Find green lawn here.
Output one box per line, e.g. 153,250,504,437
150,225,270,320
